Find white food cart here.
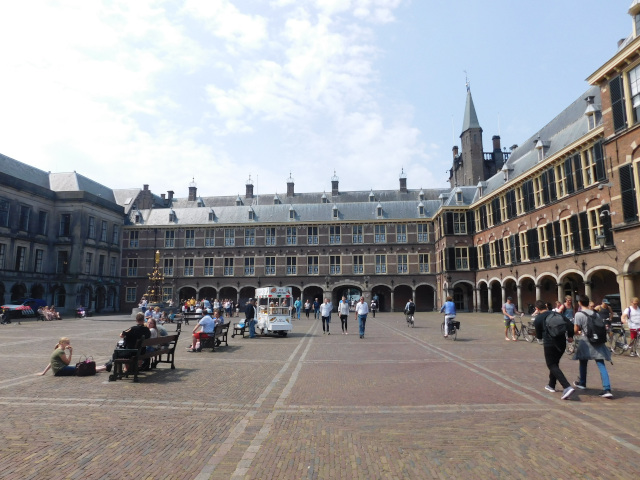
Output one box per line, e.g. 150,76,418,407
254,286,293,336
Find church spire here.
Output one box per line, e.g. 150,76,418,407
461,87,481,134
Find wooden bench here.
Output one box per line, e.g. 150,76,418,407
200,323,230,351
109,333,180,382
231,322,247,338
180,312,201,325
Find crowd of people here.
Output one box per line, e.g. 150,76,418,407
37,305,62,321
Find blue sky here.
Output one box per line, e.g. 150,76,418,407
0,0,632,198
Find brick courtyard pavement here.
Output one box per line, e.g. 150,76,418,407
1,311,640,479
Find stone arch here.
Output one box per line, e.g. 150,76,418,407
10,283,27,302
519,276,536,314
332,284,362,308
587,268,620,304
489,279,502,313
178,286,197,302
558,271,585,302
452,280,474,312
95,286,106,312
371,284,391,312
52,285,66,309
537,274,558,306
415,284,435,311
30,283,45,301
393,284,413,311
476,279,489,312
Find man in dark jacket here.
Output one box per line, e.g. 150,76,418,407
534,300,575,400
245,298,257,338
121,312,151,349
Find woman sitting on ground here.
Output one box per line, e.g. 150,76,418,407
37,337,108,376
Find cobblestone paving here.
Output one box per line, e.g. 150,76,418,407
1,312,640,479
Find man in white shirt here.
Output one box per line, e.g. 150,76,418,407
356,296,369,339
320,298,333,335
622,297,640,356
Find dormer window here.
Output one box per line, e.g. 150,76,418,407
369,190,375,202
208,209,215,221
169,210,176,222
456,190,463,204
418,202,425,217
289,206,295,220
332,205,338,219
419,189,425,201
273,194,281,205
376,203,383,218
439,193,446,205
197,198,204,207
248,209,255,220
134,213,141,223
235,195,243,206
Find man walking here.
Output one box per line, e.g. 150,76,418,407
294,297,302,320
313,298,320,320
533,300,575,400
621,297,640,356
573,295,613,398
502,296,522,341
245,298,257,338
356,296,369,339
320,297,333,335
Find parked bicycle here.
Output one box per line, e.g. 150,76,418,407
441,316,459,340
609,321,638,356
512,315,535,342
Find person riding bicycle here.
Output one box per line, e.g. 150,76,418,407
404,299,416,324
439,296,456,337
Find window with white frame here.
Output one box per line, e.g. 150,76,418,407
224,229,235,246
419,253,429,273
374,225,386,243
330,255,341,274
224,257,234,276
397,254,408,273
244,257,254,276
538,226,549,258
57,251,69,274
560,217,573,253
503,236,512,264
486,202,494,227
205,229,215,247
88,216,96,238
533,176,544,207
417,224,429,242
353,255,364,274
164,258,174,276
499,196,507,221
34,249,44,273
629,64,640,123
307,256,319,275
396,224,407,242
282,226,294,245
126,287,137,303
515,187,525,215
286,256,297,275
265,256,276,275
555,164,567,198
519,231,530,261
352,225,363,243
165,230,175,248
454,213,467,234
162,287,173,303
375,254,387,273
201,257,212,276
185,229,195,247
455,247,469,270
265,227,276,245
112,225,119,244
100,220,108,242
59,213,71,236
489,242,497,267
129,231,139,248
245,228,255,246
127,258,137,277
184,258,194,276
330,225,341,244
587,208,603,248
84,252,92,275
307,226,318,244
477,246,485,269
109,256,117,277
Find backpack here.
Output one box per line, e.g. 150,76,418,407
406,302,415,314
585,311,607,345
545,312,568,339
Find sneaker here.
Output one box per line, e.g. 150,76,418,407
327,332,330,335
561,387,575,400
345,332,348,335
573,381,586,390
360,335,363,339
623,344,630,350
630,352,637,357
544,385,556,393
599,390,613,398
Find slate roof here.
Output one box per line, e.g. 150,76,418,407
461,89,481,133
472,85,602,203
0,153,50,189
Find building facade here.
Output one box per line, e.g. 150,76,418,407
0,155,123,313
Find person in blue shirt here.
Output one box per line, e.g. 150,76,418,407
439,296,457,337
502,296,522,341
294,298,302,319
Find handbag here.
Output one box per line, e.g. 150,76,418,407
75,355,96,376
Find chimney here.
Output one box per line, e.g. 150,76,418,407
167,190,174,203
245,175,254,199
188,178,197,202
286,172,294,197
492,135,501,151
618,38,626,48
452,146,459,158
399,168,407,193
331,170,339,196
161,193,166,202
143,184,149,191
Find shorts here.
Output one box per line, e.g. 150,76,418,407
504,318,515,327
194,332,211,340
630,328,639,341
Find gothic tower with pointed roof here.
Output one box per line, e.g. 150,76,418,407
449,85,485,187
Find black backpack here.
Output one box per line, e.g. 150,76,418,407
545,312,568,339
585,311,607,345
